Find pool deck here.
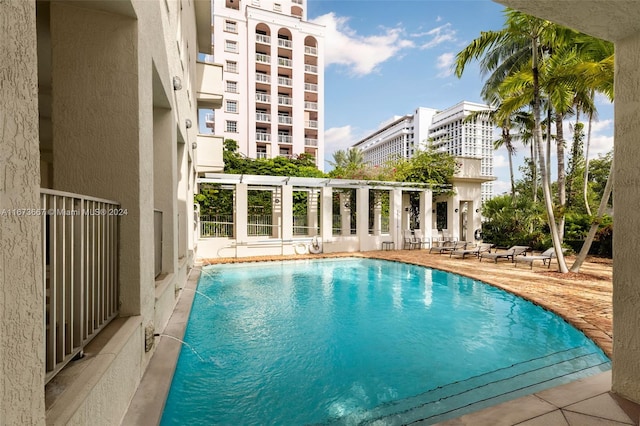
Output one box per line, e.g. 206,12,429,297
123,249,640,425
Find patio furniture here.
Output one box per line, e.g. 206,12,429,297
514,247,562,268
430,240,466,254
381,241,395,251
450,242,494,259
479,245,530,263
403,230,422,250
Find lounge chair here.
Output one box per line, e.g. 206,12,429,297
430,240,466,254
479,245,529,263
450,242,494,259
514,247,561,268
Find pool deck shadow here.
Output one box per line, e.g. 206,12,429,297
122,250,639,425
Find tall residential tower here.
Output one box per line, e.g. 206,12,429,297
210,0,325,169
353,101,495,200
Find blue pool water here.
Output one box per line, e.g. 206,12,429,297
161,258,610,425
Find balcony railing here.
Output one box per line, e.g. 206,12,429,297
278,38,292,49
278,96,292,106
278,76,292,87
305,120,318,129
256,34,271,44
41,189,120,383
256,112,271,122
278,115,292,125
256,93,271,103
205,113,215,128
278,135,293,144
278,57,292,67
304,46,317,55
304,101,318,110
200,214,234,238
292,0,303,4
257,152,268,159
304,64,318,74
304,83,318,92
304,138,318,146
255,73,271,83
256,132,271,142
256,53,271,64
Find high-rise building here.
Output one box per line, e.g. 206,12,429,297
353,101,494,200
210,0,325,169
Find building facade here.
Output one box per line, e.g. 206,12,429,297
0,0,223,424
353,102,494,200
209,0,325,169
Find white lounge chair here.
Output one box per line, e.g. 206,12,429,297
479,245,529,263
450,243,494,259
514,247,559,268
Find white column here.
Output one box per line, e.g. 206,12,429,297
390,188,403,248
356,187,369,248
280,185,293,241
235,183,248,243
340,192,351,235
307,189,319,236
372,193,382,236
320,186,333,243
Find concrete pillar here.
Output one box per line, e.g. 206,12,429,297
372,192,382,236
320,187,333,243
340,192,351,235
235,183,248,244
356,187,369,247
0,1,46,423
391,189,403,247
280,185,293,241
612,33,640,404
420,190,432,237
402,192,411,230
49,3,146,318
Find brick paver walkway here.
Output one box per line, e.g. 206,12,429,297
202,249,613,357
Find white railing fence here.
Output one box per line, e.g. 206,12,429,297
41,189,119,383
200,215,234,238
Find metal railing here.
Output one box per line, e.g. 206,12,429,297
256,92,271,103
256,34,270,44
304,83,318,92
304,101,318,110
305,120,318,128
248,214,274,236
256,73,271,83
293,216,320,236
304,46,318,55
304,138,318,146
278,115,292,125
278,135,292,144
256,53,271,64
256,132,271,142
278,38,292,49
256,112,271,122
200,215,234,237
278,57,292,67
304,64,318,73
41,189,120,383
278,96,292,106
278,76,292,86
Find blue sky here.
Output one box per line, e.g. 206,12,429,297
307,0,614,195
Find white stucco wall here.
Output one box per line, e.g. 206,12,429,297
0,2,46,424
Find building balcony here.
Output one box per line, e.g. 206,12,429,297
256,34,271,44
256,133,271,142
278,57,292,68
278,39,292,49
278,135,293,144
304,101,318,111
256,112,271,122
304,64,318,74
278,76,292,87
292,0,303,4
278,96,292,106
257,152,268,159
256,53,271,64
256,93,271,103
255,73,271,84
278,115,292,125
304,83,318,92
194,0,213,54
305,137,318,146
304,46,317,56
196,61,224,109
305,120,318,129
196,134,225,173
41,189,120,382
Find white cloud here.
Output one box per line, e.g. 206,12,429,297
436,52,455,77
418,23,457,49
492,180,512,196
310,13,414,76
562,118,614,159
493,154,509,169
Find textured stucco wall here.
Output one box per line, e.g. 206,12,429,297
612,33,640,404
0,1,46,424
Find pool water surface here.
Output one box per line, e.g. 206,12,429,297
161,258,610,425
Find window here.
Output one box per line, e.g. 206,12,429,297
226,81,238,93
225,40,238,53
225,20,237,33
274,3,282,12
226,61,238,73
226,121,237,133
226,100,238,113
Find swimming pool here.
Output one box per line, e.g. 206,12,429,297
161,258,610,425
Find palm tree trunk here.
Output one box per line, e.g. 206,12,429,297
532,36,569,273
583,107,594,216
556,112,566,243
570,156,613,272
